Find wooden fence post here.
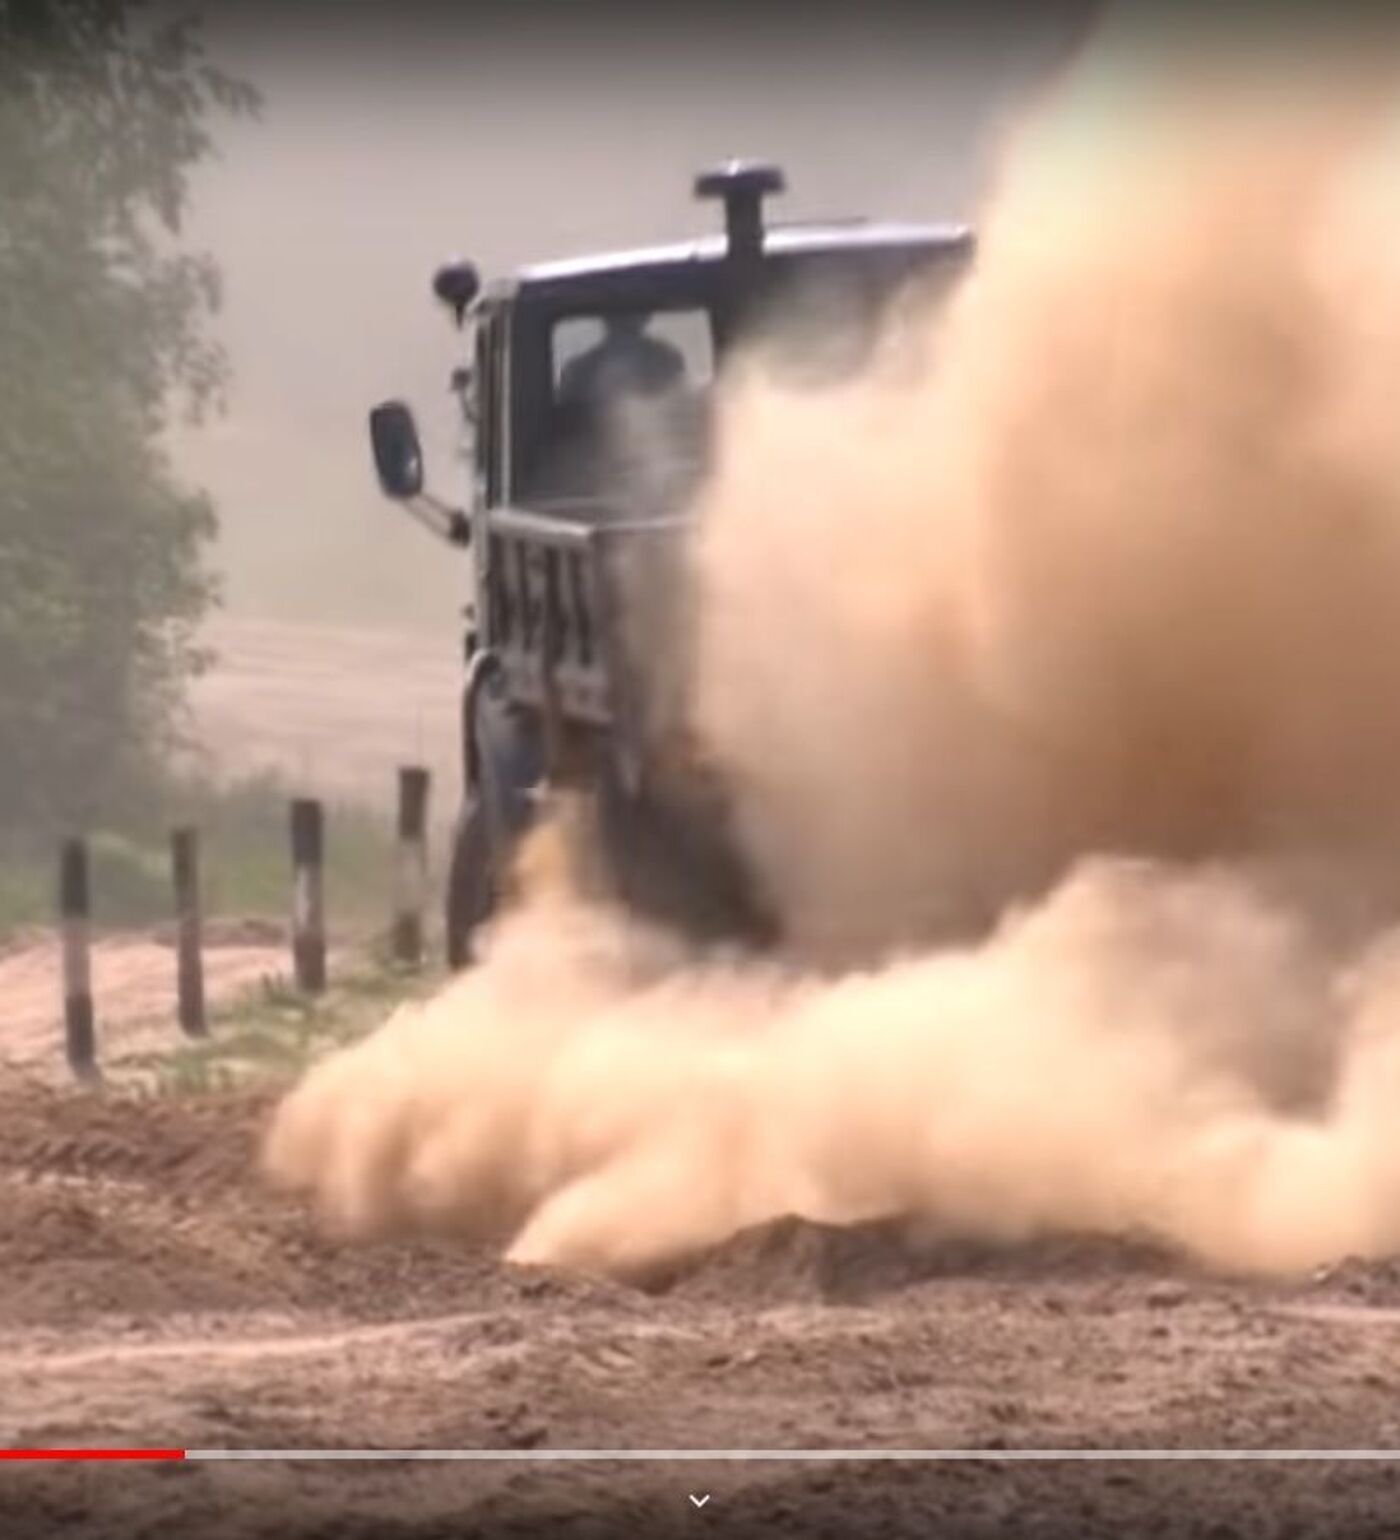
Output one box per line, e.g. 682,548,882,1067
289,798,326,993
171,826,208,1038
59,837,98,1083
392,766,431,966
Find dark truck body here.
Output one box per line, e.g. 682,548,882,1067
369,164,974,963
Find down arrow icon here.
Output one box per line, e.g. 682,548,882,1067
689,1493,711,1508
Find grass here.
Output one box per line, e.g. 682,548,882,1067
125,949,449,1095
0,770,426,944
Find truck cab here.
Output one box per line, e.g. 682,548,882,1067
369,162,973,964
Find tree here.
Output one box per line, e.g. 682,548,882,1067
0,0,258,832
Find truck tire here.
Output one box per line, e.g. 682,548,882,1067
595,760,777,946
444,801,496,970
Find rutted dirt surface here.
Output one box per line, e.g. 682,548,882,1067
7,1085,1400,1535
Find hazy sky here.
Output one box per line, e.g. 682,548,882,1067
171,5,1093,633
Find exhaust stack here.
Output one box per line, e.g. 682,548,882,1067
695,160,786,259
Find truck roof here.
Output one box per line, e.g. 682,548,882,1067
485,219,975,306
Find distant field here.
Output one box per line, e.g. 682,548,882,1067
186,615,464,819
0,618,464,942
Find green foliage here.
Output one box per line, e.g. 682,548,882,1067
0,771,404,940
0,2,259,830
157,771,402,932
85,827,171,920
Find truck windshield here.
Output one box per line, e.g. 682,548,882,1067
523,307,715,516
551,308,713,407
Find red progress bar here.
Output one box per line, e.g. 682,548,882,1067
0,1450,185,1461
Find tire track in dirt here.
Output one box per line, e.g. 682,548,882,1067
11,1077,1400,1533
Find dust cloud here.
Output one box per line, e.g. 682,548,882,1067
266,17,1400,1280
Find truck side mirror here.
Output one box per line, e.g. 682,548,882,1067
369,400,424,499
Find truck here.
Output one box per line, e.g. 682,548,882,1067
368,162,974,966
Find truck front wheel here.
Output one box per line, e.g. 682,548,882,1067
444,801,496,969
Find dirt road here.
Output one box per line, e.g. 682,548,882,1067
0,925,290,1084
7,1079,1400,1537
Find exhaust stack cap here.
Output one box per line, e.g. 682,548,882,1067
694,160,786,258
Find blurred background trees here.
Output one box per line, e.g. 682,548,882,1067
0,0,257,832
